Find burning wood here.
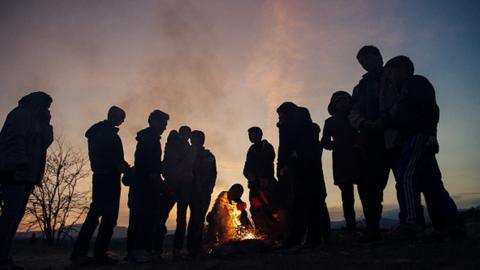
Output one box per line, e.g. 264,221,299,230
206,188,264,248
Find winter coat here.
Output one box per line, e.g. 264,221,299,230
243,139,275,185
192,147,216,200
85,120,126,174
321,115,360,185
277,105,315,175
392,75,439,137
0,94,53,185
134,127,162,189
162,137,196,201
349,67,384,131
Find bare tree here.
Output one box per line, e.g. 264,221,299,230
23,136,90,245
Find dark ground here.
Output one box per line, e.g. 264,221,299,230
9,207,480,270
11,228,480,270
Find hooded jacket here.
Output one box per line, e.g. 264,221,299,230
392,75,439,137
243,139,275,183
0,92,53,185
85,120,125,174
193,146,217,199
276,103,315,175
162,133,196,199
321,91,360,185
134,127,162,181
349,67,384,131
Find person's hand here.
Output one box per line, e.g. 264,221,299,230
271,212,281,221
236,202,247,211
119,161,130,174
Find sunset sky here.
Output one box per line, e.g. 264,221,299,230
1,0,479,229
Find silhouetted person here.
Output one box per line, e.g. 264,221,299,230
71,106,129,266
186,130,217,255
383,56,462,238
243,127,280,240
276,102,324,247
303,123,331,246
206,184,252,246
0,92,53,270
156,126,196,257
349,45,391,242
321,91,361,230
128,110,169,263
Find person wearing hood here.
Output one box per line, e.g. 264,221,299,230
0,91,53,270
276,102,324,247
186,130,217,255
382,56,462,239
242,127,280,240
71,106,129,266
321,91,361,231
154,125,196,258
128,110,169,263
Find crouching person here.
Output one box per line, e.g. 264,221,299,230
206,184,252,247
0,92,53,270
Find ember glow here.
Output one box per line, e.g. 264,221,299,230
226,201,261,241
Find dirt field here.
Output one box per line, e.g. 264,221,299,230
10,229,480,270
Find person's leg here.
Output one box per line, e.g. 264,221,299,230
174,200,188,251
71,205,100,259
358,144,390,240
284,185,307,247
418,154,460,232
305,189,330,245
0,183,31,263
155,195,176,252
318,201,331,242
93,198,119,260
187,196,204,254
392,136,424,225
339,183,356,229
126,207,136,256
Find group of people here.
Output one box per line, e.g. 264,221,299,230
69,108,219,265
0,45,464,270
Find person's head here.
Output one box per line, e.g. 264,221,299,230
107,106,126,127
190,130,205,147
18,91,53,111
248,127,263,144
328,91,352,116
148,110,169,134
167,130,179,143
228,184,244,201
276,102,298,125
178,126,191,142
383,55,414,87
357,45,383,72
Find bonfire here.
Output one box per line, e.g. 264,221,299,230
224,200,260,241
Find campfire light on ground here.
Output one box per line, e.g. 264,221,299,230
226,201,260,241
